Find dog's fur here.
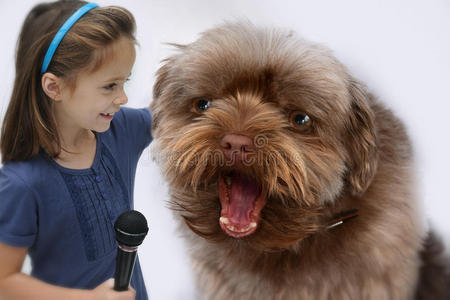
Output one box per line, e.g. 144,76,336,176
150,22,449,299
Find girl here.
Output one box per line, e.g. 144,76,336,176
0,1,151,299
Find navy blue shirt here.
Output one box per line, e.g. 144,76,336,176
0,107,151,299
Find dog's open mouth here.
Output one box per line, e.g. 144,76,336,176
218,171,267,238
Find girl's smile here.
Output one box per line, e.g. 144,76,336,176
53,36,136,141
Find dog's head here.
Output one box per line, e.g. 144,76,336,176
151,22,377,250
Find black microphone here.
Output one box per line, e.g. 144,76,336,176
113,210,148,291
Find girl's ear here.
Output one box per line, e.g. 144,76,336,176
41,73,63,101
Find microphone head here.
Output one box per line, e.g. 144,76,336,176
114,210,149,247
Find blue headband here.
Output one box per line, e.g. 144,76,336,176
40,3,99,74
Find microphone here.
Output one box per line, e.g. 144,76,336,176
113,210,149,291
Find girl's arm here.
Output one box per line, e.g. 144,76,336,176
0,242,135,300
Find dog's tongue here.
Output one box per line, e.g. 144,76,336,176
228,173,260,224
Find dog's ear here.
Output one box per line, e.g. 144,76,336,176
345,79,378,195
150,63,171,132
153,44,185,100
153,62,170,100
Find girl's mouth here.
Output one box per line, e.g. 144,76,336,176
100,112,114,120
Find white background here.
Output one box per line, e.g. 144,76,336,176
1,1,449,299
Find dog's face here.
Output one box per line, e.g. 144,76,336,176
151,23,377,251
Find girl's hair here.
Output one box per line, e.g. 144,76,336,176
1,0,136,163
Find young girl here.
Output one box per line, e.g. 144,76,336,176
0,1,151,299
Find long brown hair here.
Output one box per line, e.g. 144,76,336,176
0,0,136,163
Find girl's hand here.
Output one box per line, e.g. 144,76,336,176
91,279,136,300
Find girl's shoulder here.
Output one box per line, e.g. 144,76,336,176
113,107,152,129
105,107,152,151
0,154,53,193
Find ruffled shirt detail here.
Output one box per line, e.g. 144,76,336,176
54,136,130,261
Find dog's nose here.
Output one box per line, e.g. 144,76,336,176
220,134,255,161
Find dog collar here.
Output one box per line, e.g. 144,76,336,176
326,209,359,230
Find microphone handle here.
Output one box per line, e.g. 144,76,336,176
114,245,138,291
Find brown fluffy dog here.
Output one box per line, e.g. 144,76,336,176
150,22,449,299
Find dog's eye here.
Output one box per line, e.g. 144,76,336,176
290,111,312,132
192,98,211,113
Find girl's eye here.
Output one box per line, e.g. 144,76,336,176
104,83,117,90
289,111,313,132
192,98,211,113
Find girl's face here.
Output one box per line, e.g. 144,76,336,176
55,36,136,134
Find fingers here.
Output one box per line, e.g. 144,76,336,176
106,278,115,288
93,278,136,300
121,286,136,300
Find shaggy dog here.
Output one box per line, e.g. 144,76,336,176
150,22,449,299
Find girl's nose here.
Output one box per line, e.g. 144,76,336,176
114,89,128,105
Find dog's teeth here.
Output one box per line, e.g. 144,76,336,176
225,176,231,186
221,219,257,233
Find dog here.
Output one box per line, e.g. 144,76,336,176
150,22,449,299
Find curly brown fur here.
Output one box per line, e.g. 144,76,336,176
150,22,447,299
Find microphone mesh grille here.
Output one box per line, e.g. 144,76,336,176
114,210,148,247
